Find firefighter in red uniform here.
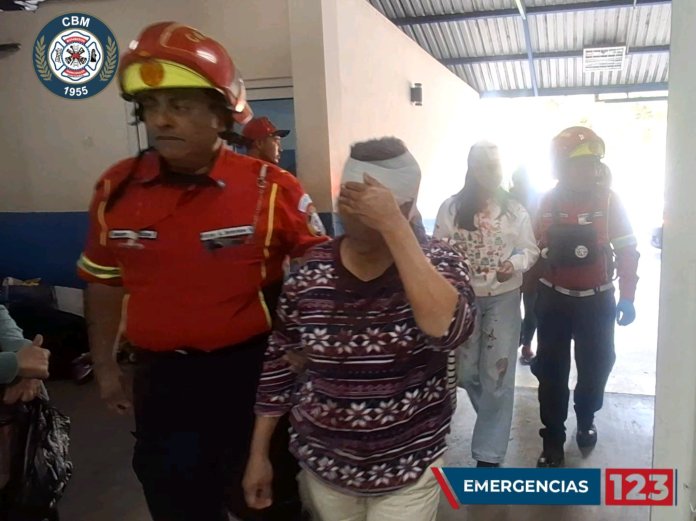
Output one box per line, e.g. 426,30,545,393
241,117,290,166
76,22,326,520
532,127,639,467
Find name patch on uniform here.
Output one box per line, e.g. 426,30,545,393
109,230,158,240
200,226,254,242
200,226,255,250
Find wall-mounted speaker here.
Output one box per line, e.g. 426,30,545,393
410,83,423,106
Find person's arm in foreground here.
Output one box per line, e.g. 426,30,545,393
608,192,640,326
0,305,50,403
0,305,50,384
85,283,131,413
243,415,282,510
78,174,131,414
244,273,304,510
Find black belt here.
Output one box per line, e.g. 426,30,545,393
132,333,269,359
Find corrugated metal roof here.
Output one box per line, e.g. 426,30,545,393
373,0,517,18
368,0,671,96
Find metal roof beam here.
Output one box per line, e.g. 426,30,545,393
600,96,668,103
391,0,671,26
480,82,669,97
441,44,670,66
517,1,539,96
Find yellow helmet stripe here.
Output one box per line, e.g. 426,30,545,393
568,141,605,159
120,59,216,96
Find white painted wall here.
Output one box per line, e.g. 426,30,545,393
287,0,337,214
652,1,696,519
289,0,480,214
0,0,292,213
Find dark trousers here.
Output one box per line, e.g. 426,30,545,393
531,284,617,447
520,291,538,347
131,337,303,521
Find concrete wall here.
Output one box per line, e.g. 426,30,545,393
289,0,480,217
652,0,696,519
287,0,337,217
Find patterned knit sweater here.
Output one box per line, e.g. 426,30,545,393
255,238,476,496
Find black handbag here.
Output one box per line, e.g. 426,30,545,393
13,398,72,512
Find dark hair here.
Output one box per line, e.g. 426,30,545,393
350,137,407,161
452,142,511,231
453,172,511,231
205,90,235,134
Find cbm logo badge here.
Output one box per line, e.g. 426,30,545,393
33,13,118,100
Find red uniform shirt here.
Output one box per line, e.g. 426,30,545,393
77,147,327,352
535,188,639,300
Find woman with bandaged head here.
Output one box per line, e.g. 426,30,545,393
434,141,539,468
243,137,476,521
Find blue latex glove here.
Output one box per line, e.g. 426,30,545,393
616,299,636,326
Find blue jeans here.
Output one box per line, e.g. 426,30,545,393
457,289,521,464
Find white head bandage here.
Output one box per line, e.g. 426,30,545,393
339,151,422,218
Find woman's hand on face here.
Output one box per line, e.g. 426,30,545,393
338,175,406,233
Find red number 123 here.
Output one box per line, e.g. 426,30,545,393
605,469,676,506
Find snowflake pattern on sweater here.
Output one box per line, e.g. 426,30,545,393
255,238,476,495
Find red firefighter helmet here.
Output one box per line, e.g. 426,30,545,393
551,126,605,163
118,22,252,124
